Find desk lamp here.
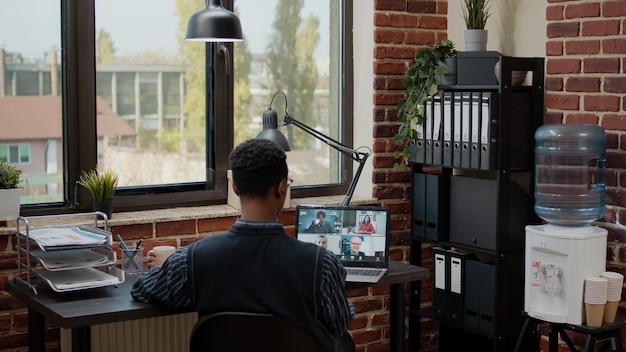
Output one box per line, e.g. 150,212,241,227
256,91,371,206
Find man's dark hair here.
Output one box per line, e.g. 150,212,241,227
317,211,326,218
229,139,288,198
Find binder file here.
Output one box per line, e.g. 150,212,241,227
424,99,433,165
412,172,426,239
409,137,424,164
425,173,450,241
480,92,497,170
464,259,495,334
452,92,463,167
470,92,481,169
442,92,453,167
461,93,471,168
433,247,466,325
432,94,443,165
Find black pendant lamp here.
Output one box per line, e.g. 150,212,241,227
186,0,243,42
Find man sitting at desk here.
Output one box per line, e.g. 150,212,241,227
131,139,355,352
305,210,336,233
343,236,365,258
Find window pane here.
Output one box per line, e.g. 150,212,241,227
0,1,63,205
95,0,207,187
234,0,342,188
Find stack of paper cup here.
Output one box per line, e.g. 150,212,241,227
600,271,623,323
584,277,608,327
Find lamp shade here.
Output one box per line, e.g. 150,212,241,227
186,0,243,42
256,108,291,151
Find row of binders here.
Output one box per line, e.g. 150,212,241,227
409,91,498,170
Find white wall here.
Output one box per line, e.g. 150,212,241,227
448,0,546,57
352,0,375,200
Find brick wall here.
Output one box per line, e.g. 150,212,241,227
370,0,626,351
544,2,626,348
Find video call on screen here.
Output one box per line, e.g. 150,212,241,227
296,208,388,262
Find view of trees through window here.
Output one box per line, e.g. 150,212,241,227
0,0,343,205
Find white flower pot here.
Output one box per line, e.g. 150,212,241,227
0,188,22,221
464,29,488,51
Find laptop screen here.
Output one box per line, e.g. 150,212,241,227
295,205,390,268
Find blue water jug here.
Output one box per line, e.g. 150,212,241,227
534,124,606,226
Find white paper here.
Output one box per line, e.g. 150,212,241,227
451,257,462,294
435,253,446,290
26,227,108,248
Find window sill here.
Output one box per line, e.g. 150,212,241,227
0,195,378,233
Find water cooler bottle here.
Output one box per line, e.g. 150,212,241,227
524,124,607,325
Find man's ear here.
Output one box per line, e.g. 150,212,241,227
275,180,287,200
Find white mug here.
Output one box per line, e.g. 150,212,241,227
149,245,176,258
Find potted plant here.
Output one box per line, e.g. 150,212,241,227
394,39,457,168
0,161,22,221
78,167,119,219
462,0,492,51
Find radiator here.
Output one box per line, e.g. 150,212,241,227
61,312,198,352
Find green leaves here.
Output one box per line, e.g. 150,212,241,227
462,0,493,30
394,39,457,168
78,168,119,201
0,161,22,189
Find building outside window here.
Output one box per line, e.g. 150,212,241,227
0,0,353,213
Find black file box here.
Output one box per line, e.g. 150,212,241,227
457,51,500,86
413,173,449,242
449,176,497,250
433,247,468,326
464,259,495,335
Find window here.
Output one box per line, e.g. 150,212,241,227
1,0,353,215
0,144,30,164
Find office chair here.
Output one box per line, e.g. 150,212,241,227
189,312,324,352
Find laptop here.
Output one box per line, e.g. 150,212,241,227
295,204,390,283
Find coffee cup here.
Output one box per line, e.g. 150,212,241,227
150,245,176,258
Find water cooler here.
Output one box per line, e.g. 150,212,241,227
524,124,607,325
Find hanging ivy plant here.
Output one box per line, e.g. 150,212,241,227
394,39,457,168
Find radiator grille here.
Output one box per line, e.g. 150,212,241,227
61,312,198,352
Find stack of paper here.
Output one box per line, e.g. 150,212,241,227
24,226,110,250
31,248,115,270
37,267,124,292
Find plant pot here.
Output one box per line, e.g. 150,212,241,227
0,188,21,221
464,29,488,51
92,200,113,220
436,57,457,86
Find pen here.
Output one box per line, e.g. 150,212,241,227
129,239,143,261
117,234,140,270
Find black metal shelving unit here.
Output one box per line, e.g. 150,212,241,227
409,54,545,351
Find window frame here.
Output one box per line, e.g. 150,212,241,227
20,0,354,216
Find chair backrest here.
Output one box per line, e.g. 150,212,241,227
189,312,325,352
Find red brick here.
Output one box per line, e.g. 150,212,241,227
374,29,405,44
375,0,406,11
545,77,564,91
197,216,236,233
155,219,196,237
388,13,418,28
603,1,626,17
110,223,153,240
605,77,626,93
602,114,626,131
407,0,437,14
584,95,621,112
386,46,416,60
566,113,599,125
373,13,388,27
546,40,564,56
564,2,600,19
547,22,580,38
418,16,447,30
546,58,581,74
584,58,620,73
546,5,564,20
546,93,580,110
582,20,621,36
406,31,436,45
373,61,406,75
603,39,626,54
565,39,600,55
565,77,600,92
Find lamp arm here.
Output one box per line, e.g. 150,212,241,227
281,114,370,206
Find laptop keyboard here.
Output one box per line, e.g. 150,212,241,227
346,269,383,277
